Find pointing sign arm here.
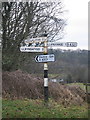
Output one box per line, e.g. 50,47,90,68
48,42,77,47
35,54,55,62
35,56,39,62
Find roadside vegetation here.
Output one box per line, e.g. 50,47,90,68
2,99,88,118
67,83,86,91
2,70,89,118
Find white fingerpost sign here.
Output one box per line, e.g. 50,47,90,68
35,54,55,63
48,42,77,47
24,37,47,44
20,46,44,52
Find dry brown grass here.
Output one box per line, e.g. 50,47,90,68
2,70,87,106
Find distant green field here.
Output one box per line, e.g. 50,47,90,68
2,99,88,118
67,83,86,91
68,83,90,93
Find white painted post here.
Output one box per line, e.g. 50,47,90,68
43,34,48,105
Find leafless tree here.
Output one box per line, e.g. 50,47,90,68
2,1,66,70
2,1,66,50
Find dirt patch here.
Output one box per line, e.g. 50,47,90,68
2,70,87,105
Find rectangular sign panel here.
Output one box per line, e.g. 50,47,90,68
48,42,77,47
35,54,55,62
24,37,47,43
20,46,44,52
66,42,77,47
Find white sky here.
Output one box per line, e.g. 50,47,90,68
60,0,89,50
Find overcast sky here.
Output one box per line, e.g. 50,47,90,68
60,0,89,50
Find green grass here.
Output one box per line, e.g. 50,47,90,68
0,98,2,119
67,83,86,91
68,83,90,93
2,99,89,118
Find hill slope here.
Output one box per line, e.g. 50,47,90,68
2,70,87,106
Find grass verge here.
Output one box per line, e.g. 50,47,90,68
2,98,89,118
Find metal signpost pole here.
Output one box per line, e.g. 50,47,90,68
43,33,48,105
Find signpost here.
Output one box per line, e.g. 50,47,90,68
20,33,78,106
20,46,44,52
43,34,48,106
48,42,77,47
24,37,46,43
35,54,55,63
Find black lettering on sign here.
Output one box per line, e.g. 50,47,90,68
49,55,53,58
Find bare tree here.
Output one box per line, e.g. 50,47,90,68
2,1,66,71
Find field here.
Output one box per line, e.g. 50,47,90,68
67,83,86,91
2,99,88,118
68,83,90,93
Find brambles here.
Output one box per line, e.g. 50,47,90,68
2,70,87,106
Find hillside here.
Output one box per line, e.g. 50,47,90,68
3,49,88,84
14,49,88,83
